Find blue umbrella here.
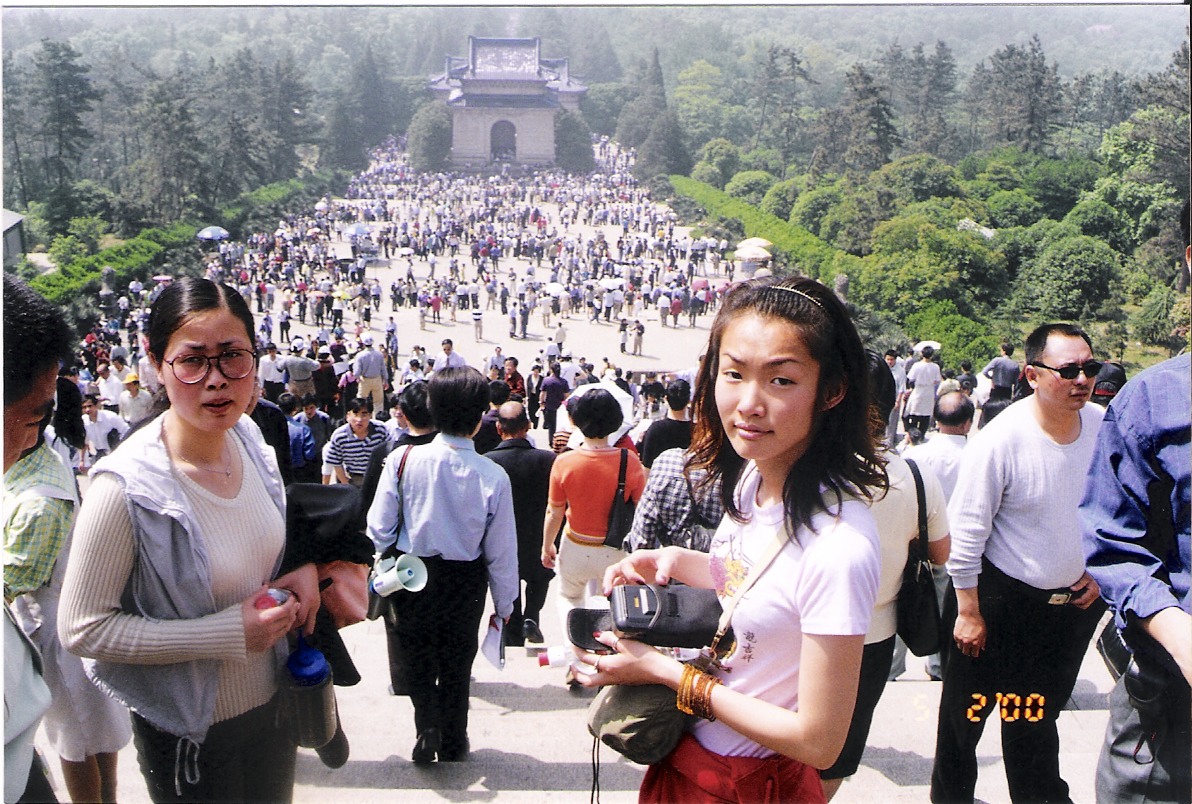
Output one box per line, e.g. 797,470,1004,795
345,223,372,237
197,225,230,241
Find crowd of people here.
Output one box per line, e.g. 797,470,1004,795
3,136,1188,804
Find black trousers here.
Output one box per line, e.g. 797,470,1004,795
931,564,1105,803
390,555,487,756
506,574,552,645
1096,666,1190,803
821,635,896,780
131,695,295,803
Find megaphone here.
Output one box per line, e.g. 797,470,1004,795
371,554,428,596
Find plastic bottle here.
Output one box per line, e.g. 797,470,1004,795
254,588,291,609
538,645,596,675
284,635,337,748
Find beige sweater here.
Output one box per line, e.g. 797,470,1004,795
58,432,284,723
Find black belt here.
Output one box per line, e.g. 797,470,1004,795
982,557,1073,606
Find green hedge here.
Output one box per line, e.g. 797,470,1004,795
669,175,841,279
30,221,200,305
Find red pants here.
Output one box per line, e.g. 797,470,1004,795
640,733,826,804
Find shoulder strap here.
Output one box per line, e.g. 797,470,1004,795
382,446,415,560
905,458,928,552
614,448,629,501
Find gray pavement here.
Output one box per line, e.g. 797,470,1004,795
36,200,1114,802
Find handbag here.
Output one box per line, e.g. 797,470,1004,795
895,459,943,657
587,525,789,765
602,449,636,549
367,445,414,621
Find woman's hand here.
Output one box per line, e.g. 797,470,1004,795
573,631,684,690
242,585,300,652
602,547,682,594
541,542,558,570
272,563,320,636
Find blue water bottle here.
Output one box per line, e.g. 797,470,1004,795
285,635,337,748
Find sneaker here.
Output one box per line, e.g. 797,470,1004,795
524,618,544,644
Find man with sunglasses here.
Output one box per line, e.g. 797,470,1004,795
932,323,1107,804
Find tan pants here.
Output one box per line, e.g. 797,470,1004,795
357,375,384,412
555,534,622,636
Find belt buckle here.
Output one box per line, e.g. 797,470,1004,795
1047,592,1071,606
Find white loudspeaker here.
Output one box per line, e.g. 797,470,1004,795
372,554,428,596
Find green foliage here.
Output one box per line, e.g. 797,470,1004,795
759,178,802,221
724,170,777,206
1016,234,1121,320
690,162,722,187
406,102,453,173
581,83,635,136
633,110,692,181
869,154,960,205
48,234,88,268
904,300,1000,368
1131,285,1179,351
67,215,108,254
1022,156,1102,220
669,175,839,279
1063,198,1133,253
739,148,784,176
985,189,1044,228
789,185,844,239
1123,269,1156,304
698,138,741,188
554,110,596,173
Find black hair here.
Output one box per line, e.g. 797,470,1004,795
935,391,975,427
3,274,73,406
397,381,433,429
505,355,519,368
147,277,255,365
665,379,691,411
429,367,488,436
1024,323,1092,366
82,393,101,405
978,397,1012,429
690,276,888,534
277,392,299,415
567,388,623,439
867,350,897,423
1001,342,1015,357
489,380,511,406
346,396,373,415
300,394,319,408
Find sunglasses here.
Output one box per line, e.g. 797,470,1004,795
1030,360,1102,381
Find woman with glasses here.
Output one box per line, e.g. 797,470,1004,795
59,277,319,802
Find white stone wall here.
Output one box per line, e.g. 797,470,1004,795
450,108,557,167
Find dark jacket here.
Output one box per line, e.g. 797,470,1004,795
485,437,556,582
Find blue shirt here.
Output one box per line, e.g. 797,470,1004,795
366,434,518,618
1080,354,1190,649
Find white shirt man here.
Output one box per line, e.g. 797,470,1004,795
81,396,129,460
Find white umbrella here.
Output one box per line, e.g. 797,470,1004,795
752,267,773,278
314,201,329,212
561,381,635,445
599,277,624,290
545,282,566,296
735,245,772,261
738,237,773,249
396,247,414,256
914,340,942,354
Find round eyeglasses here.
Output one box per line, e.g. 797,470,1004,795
164,350,257,384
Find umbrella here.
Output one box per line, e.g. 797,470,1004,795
152,274,173,283
914,340,942,354
752,267,773,278
395,247,414,256
306,227,323,236
599,277,624,290
197,225,230,242
345,223,372,237
692,277,710,290
738,237,773,249
314,201,329,212
735,245,771,261
545,282,566,296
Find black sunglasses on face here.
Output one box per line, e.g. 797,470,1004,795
1030,360,1102,381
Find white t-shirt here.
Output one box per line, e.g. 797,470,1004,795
905,360,942,417
691,464,881,758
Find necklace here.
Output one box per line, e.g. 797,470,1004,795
176,444,233,478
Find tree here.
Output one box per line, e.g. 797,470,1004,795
1063,198,1133,253
615,49,670,149
880,40,957,157
697,138,740,188
749,45,815,171
633,109,692,181
1131,285,1179,353
986,189,1044,228
1018,234,1121,320
322,96,368,171
406,102,452,173
968,36,1062,154
32,39,102,195
581,83,635,137
127,78,206,222
760,177,802,221
724,170,777,206
833,64,900,175
554,110,595,173
3,52,34,208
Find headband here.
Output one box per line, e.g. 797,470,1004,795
767,284,825,310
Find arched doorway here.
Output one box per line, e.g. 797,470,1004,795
491,120,516,162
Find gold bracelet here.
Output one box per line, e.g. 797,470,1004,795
676,663,699,716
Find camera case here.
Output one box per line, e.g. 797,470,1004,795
566,584,730,652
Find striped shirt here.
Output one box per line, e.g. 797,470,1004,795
326,422,389,476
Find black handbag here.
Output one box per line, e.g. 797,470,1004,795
602,449,636,549
896,459,943,657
